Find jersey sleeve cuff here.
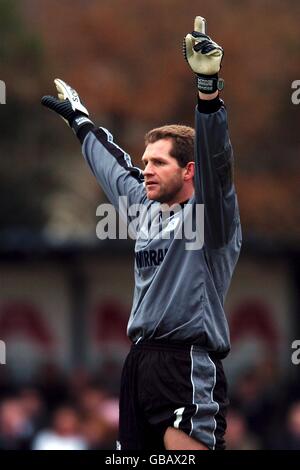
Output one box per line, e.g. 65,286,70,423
197,95,224,114
74,121,95,144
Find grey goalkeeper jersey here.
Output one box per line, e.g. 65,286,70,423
82,103,241,356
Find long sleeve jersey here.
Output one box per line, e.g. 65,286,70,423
81,100,242,356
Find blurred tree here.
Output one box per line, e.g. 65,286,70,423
1,0,299,241
0,0,59,231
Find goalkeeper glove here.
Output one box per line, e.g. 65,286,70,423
41,79,94,136
183,16,224,94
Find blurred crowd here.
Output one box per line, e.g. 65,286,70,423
226,364,300,450
1,361,300,450
0,363,119,450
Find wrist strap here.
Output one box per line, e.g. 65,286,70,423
71,115,93,135
196,74,224,94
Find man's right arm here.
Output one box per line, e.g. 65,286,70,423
41,79,146,211
82,126,146,210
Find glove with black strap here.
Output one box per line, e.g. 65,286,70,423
41,79,94,142
183,16,224,94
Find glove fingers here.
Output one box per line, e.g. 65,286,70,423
205,48,223,58
194,16,206,34
41,95,74,126
41,95,60,110
57,92,65,101
184,34,196,61
193,39,222,54
54,78,89,116
53,79,68,102
54,78,76,109
192,32,210,41
193,39,212,53
54,78,68,99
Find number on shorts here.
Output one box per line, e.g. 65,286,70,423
174,407,185,428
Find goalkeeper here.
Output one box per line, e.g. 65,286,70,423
42,17,242,450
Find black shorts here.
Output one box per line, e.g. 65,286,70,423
118,340,228,450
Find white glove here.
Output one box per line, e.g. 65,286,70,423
54,79,89,116
41,78,92,133
183,17,224,93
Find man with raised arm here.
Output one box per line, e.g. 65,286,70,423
42,16,241,450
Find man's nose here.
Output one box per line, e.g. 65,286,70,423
143,163,154,177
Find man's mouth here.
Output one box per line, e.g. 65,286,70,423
146,182,158,189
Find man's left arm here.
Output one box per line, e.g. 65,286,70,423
184,16,240,249
195,93,238,248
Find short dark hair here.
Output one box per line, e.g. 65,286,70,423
144,125,195,168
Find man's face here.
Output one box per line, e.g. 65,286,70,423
142,139,187,205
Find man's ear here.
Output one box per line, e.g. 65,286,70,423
183,161,195,181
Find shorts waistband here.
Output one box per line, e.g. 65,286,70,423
131,339,229,359
132,339,203,353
